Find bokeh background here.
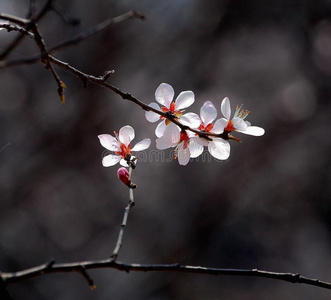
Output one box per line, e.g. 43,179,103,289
1,0,331,299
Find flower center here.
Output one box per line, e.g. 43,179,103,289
224,120,235,132
180,130,189,149
115,143,132,158
198,123,214,133
160,102,183,124
113,131,132,158
174,130,189,159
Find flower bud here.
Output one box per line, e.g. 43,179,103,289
117,167,130,186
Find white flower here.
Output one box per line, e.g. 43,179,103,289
98,125,151,167
156,123,203,166
196,101,230,160
216,97,265,141
145,83,200,138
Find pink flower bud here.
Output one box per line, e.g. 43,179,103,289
117,167,130,186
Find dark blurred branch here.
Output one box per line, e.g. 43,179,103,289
2,260,331,290
51,2,81,26
0,13,66,103
49,10,145,53
111,166,135,260
0,10,145,67
0,0,53,60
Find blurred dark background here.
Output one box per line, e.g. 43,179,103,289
1,0,331,299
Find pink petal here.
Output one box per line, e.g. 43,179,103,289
145,103,161,122
200,101,217,126
156,137,171,150
117,167,130,185
119,125,135,146
177,143,191,165
175,91,195,110
98,134,121,151
102,154,121,167
238,126,265,136
155,83,174,108
221,97,231,120
180,112,201,128
189,137,204,158
196,137,209,147
162,122,180,145
208,138,230,160
212,118,227,134
131,138,151,151
155,120,167,138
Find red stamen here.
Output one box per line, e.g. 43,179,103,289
224,120,235,132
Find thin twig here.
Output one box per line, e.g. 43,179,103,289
0,10,145,68
2,260,331,290
0,23,34,39
49,10,144,53
111,166,135,261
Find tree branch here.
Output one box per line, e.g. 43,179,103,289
0,10,145,68
0,0,53,60
2,260,331,290
111,165,136,261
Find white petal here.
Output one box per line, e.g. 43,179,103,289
175,91,195,110
180,112,201,128
200,101,217,126
156,137,171,149
98,134,121,151
221,97,231,120
232,118,248,131
119,125,135,146
162,122,180,145
238,126,265,136
119,156,137,167
177,143,191,166
102,154,121,167
120,159,129,167
208,138,230,160
145,103,161,123
196,137,209,147
213,118,227,134
131,138,151,151
189,137,204,158
155,120,167,138
155,83,174,108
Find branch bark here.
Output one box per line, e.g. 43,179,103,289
2,260,331,290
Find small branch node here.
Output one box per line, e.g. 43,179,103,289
100,70,115,81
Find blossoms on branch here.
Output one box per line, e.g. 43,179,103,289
98,125,151,167
196,101,230,160
145,83,200,138
156,123,203,166
217,97,265,141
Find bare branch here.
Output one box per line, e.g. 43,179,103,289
0,0,53,60
0,23,34,38
2,260,331,290
111,166,135,261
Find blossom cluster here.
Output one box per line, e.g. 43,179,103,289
145,83,265,165
98,83,264,184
